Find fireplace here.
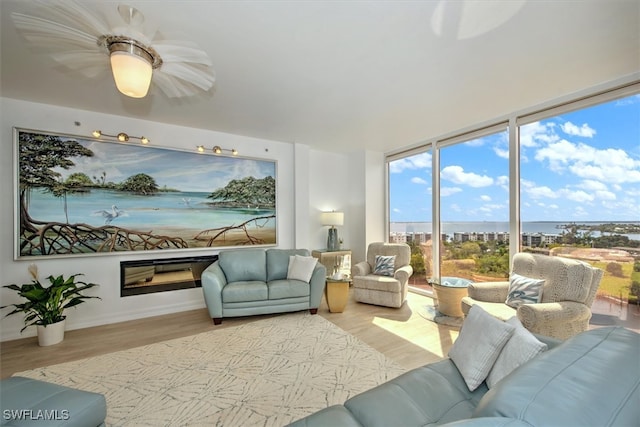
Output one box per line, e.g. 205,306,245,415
120,255,218,297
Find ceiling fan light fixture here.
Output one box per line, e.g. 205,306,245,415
104,37,162,98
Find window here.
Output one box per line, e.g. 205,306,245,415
387,83,640,329
388,150,432,292
519,93,640,326
439,128,509,283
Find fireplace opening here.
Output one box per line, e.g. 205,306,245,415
121,255,217,297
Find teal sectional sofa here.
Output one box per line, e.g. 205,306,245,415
201,248,326,324
289,326,639,426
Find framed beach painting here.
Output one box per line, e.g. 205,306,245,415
14,128,277,259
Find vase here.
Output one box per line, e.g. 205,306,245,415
37,318,66,346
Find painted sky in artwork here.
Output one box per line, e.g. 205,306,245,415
53,139,275,193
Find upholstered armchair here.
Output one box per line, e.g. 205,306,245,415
461,252,603,340
351,242,413,308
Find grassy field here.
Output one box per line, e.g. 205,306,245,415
591,261,637,302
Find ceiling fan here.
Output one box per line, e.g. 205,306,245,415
11,1,215,99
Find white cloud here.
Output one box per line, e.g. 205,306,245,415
450,203,462,212
520,121,559,148
441,165,493,187
493,147,509,159
480,195,491,201
393,208,401,213
441,187,462,196
562,189,594,203
578,179,608,191
389,152,431,173
526,185,558,199
594,190,616,201
464,137,485,147
561,121,596,138
535,140,640,184
411,177,428,185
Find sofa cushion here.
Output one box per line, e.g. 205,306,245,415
219,249,267,283
268,279,310,300
449,305,515,391
343,360,488,427
473,326,640,426
505,273,544,308
266,249,310,281
222,281,268,303
486,316,547,388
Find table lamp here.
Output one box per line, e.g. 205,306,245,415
321,211,344,251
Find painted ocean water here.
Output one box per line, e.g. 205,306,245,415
26,189,275,230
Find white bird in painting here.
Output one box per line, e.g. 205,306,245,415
93,205,128,224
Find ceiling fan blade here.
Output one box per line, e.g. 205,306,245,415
153,69,214,99
12,13,100,51
153,41,213,66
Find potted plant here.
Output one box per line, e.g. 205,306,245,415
1,264,100,346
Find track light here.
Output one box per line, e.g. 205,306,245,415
92,130,149,144
196,145,238,156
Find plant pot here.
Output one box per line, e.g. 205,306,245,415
37,318,65,346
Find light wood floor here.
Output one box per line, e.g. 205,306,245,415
1,291,458,379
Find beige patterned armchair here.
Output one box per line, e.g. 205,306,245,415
351,242,413,308
461,252,603,340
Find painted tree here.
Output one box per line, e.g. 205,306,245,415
207,176,276,207
18,132,93,232
119,173,158,195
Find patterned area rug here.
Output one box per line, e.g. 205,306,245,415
15,313,405,427
417,303,464,328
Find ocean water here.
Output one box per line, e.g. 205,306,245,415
391,221,640,241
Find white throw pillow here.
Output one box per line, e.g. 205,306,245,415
505,273,544,308
287,255,318,282
486,316,547,388
449,305,515,391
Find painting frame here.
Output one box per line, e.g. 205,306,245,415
14,128,278,259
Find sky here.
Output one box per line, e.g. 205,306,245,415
389,93,640,223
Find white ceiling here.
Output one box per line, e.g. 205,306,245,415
1,1,638,154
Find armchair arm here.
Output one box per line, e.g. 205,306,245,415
352,261,371,277
308,264,327,309
467,281,509,303
517,301,592,340
394,265,413,286
201,262,227,319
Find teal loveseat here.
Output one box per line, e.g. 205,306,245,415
201,248,326,324
289,326,639,426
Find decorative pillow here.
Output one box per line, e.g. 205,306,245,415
287,255,317,282
486,316,548,388
373,255,395,276
505,273,544,308
448,305,515,391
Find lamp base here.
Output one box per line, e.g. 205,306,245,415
327,227,340,251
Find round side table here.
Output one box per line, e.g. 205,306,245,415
432,277,473,317
325,279,351,313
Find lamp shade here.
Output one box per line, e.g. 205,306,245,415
110,50,153,98
321,211,344,226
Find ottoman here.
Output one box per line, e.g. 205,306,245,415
1,377,106,427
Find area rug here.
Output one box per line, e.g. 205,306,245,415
417,303,464,328
15,313,405,427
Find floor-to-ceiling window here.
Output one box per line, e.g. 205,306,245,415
438,126,509,284
387,83,639,331
388,150,433,292
518,92,640,328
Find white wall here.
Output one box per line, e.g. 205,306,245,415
0,98,383,342
0,98,303,341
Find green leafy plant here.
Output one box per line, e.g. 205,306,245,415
1,264,100,332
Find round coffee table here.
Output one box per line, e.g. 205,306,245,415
432,277,473,318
